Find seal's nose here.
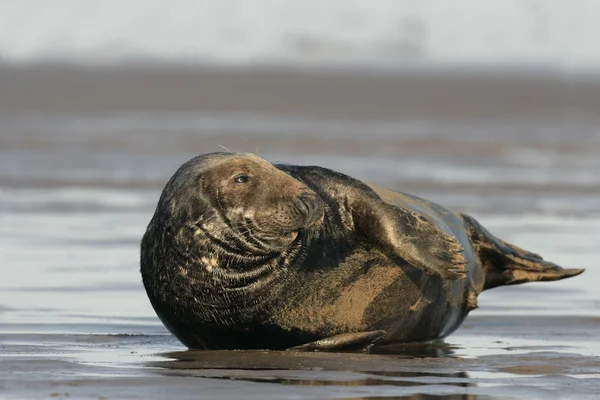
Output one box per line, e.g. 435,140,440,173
297,191,324,225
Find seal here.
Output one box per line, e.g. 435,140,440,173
140,152,584,350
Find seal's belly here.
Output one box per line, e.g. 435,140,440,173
271,246,473,344
272,256,404,334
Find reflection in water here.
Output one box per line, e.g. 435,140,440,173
156,339,460,370
341,395,487,400
152,345,473,392
371,340,459,358
198,376,432,387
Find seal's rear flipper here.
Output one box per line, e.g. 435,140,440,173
288,331,387,352
461,213,585,290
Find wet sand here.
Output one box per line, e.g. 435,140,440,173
1,64,599,399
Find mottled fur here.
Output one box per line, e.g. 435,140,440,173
140,153,584,350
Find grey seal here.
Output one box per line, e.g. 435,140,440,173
140,152,584,350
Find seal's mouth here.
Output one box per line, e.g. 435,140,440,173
280,211,323,236
279,230,300,240
305,209,324,230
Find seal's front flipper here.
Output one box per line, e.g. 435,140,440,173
354,203,468,280
394,208,468,280
288,331,387,352
461,213,585,290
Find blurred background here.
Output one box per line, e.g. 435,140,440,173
1,0,599,68
1,0,599,206
1,1,600,398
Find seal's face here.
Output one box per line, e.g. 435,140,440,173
200,154,324,252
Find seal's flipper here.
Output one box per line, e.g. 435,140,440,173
288,331,387,352
394,207,469,280
461,213,585,290
354,204,468,280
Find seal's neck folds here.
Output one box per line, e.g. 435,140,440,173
189,219,306,286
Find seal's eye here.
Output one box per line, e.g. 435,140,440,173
233,174,250,184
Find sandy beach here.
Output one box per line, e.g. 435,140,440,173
1,64,599,399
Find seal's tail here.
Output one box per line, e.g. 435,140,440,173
461,213,585,290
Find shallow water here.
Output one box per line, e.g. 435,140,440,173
1,66,599,399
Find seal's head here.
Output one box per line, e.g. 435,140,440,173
155,152,324,254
